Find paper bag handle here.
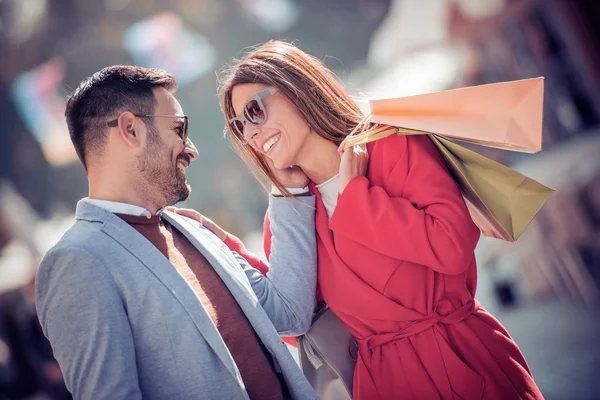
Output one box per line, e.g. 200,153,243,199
342,124,427,150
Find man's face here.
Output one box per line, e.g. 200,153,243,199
136,88,197,207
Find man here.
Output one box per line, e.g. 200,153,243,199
35,65,318,400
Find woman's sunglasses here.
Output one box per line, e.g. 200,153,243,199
228,89,277,144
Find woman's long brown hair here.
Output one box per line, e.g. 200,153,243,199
219,40,365,197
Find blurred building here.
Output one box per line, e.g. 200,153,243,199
447,0,600,305
448,0,600,152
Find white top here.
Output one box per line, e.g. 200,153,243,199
315,174,339,220
84,198,157,218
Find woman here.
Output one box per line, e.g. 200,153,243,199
177,41,543,399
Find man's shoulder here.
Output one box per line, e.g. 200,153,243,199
46,218,108,254
37,219,117,280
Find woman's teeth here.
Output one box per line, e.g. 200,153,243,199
263,135,280,152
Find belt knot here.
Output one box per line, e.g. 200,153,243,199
362,299,479,351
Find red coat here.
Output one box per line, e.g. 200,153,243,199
226,134,543,400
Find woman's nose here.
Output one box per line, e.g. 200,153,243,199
184,139,199,161
243,123,260,143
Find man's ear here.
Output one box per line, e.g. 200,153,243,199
114,112,143,149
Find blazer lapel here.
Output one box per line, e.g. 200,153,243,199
163,213,283,351
94,209,241,381
163,212,260,309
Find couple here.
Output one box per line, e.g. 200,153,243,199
37,41,543,399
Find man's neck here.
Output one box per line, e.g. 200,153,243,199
88,174,163,215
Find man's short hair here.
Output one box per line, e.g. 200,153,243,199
65,65,177,169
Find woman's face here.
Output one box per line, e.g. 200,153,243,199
230,83,312,169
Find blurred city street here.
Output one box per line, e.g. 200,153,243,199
475,262,600,400
495,300,600,400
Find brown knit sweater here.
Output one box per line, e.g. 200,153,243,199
117,213,284,400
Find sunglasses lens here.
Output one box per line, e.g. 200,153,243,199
244,100,265,125
231,120,245,137
183,118,189,142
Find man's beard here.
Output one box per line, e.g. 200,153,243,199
136,135,191,207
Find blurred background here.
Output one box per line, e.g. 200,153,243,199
1,0,600,398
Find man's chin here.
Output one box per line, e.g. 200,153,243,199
177,183,192,202
164,183,191,207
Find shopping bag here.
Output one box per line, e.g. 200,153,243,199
368,77,545,153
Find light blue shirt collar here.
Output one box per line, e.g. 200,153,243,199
83,198,163,218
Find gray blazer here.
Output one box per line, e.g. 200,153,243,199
35,197,318,400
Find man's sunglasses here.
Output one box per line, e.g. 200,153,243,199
228,89,277,144
107,114,189,143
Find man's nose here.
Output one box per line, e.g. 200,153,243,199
184,139,199,161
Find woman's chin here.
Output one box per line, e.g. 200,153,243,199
268,153,288,170
272,158,293,171
267,144,295,170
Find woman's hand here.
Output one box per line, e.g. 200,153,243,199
166,207,228,242
338,142,369,195
267,158,310,189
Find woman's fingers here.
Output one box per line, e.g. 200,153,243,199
168,207,228,241
338,144,369,194
169,208,203,223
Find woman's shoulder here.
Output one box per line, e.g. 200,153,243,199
366,128,409,168
367,130,441,162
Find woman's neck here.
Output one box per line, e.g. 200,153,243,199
295,133,341,185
